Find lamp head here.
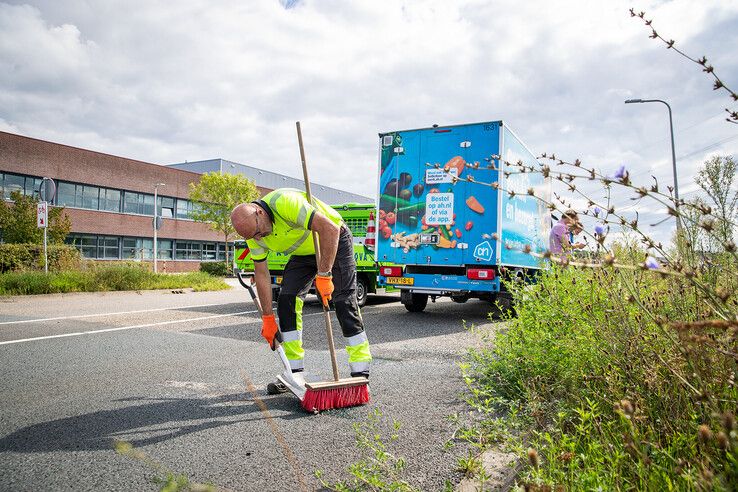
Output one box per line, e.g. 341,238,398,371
624,99,643,104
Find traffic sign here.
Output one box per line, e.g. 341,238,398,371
39,178,56,202
37,202,48,228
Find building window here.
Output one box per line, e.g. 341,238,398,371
123,191,141,214
1,173,44,200
176,241,201,260
57,182,78,207
3,173,26,200
202,243,217,261
176,199,193,219
100,189,121,212
157,239,173,259
25,177,42,199
158,196,175,218
66,234,98,258
81,185,100,210
122,238,140,259
121,237,153,259
64,234,224,262
100,236,119,259
142,194,155,216
140,239,153,259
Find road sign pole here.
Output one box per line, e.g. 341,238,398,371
37,201,49,274
37,179,55,275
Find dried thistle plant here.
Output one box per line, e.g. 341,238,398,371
629,8,738,124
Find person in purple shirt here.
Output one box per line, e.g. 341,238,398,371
569,221,586,251
549,209,580,255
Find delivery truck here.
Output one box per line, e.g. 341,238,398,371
375,120,551,312
233,202,393,307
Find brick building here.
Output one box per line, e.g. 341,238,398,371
0,131,371,272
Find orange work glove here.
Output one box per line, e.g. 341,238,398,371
315,273,334,307
261,314,279,349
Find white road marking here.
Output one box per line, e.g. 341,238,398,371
0,310,258,346
0,304,383,346
0,302,248,326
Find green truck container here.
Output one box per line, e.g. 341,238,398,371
233,202,394,306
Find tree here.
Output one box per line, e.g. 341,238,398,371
188,172,259,269
0,190,71,244
694,155,737,247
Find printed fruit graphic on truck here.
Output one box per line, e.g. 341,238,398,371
376,121,551,312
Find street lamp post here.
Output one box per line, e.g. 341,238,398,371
153,183,165,273
624,98,681,233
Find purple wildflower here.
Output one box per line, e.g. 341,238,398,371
645,257,660,270
593,206,602,217
613,164,627,180
594,224,606,235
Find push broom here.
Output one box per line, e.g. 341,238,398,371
295,121,370,412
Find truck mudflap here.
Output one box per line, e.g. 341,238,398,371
379,272,500,293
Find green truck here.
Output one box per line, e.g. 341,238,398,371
233,202,393,307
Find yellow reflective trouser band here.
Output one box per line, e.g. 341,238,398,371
345,332,372,371
281,297,304,367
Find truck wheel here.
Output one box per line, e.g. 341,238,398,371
356,275,368,307
401,292,428,313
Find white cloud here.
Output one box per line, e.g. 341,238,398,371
0,0,736,247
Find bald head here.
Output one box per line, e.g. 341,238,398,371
231,203,271,240
231,203,258,239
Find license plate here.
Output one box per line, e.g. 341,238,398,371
386,276,414,285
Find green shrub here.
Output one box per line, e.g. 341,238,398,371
464,264,738,490
0,244,35,273
47,245,82,271
0,243,81,273
91,264,154,291
199,261,231,277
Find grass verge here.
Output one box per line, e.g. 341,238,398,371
0,265,230,295
462,261,737,490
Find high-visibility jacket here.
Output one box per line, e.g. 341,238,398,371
246,188,343,261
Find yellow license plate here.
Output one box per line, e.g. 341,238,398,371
386,276,414,285
275,276,283,285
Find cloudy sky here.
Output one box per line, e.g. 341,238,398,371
1,0,737,245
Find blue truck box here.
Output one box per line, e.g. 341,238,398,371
375,120,551,312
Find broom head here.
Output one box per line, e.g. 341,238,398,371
301,377,370,412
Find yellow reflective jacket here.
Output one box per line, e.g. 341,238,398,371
246,188,343,261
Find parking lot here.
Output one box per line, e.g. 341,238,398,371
0,283,502,491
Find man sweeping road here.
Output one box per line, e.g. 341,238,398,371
231,188,373,393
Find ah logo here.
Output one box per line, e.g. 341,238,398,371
473,241,493,262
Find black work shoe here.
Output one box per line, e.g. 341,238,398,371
351,371,369,379
266,381,288,395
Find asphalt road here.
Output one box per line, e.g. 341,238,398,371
0,282,503,491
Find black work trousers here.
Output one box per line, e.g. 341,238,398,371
277,226,365,339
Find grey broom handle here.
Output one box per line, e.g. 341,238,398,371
296,121,340,382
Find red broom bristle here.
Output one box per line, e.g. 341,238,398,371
301,383,370,412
